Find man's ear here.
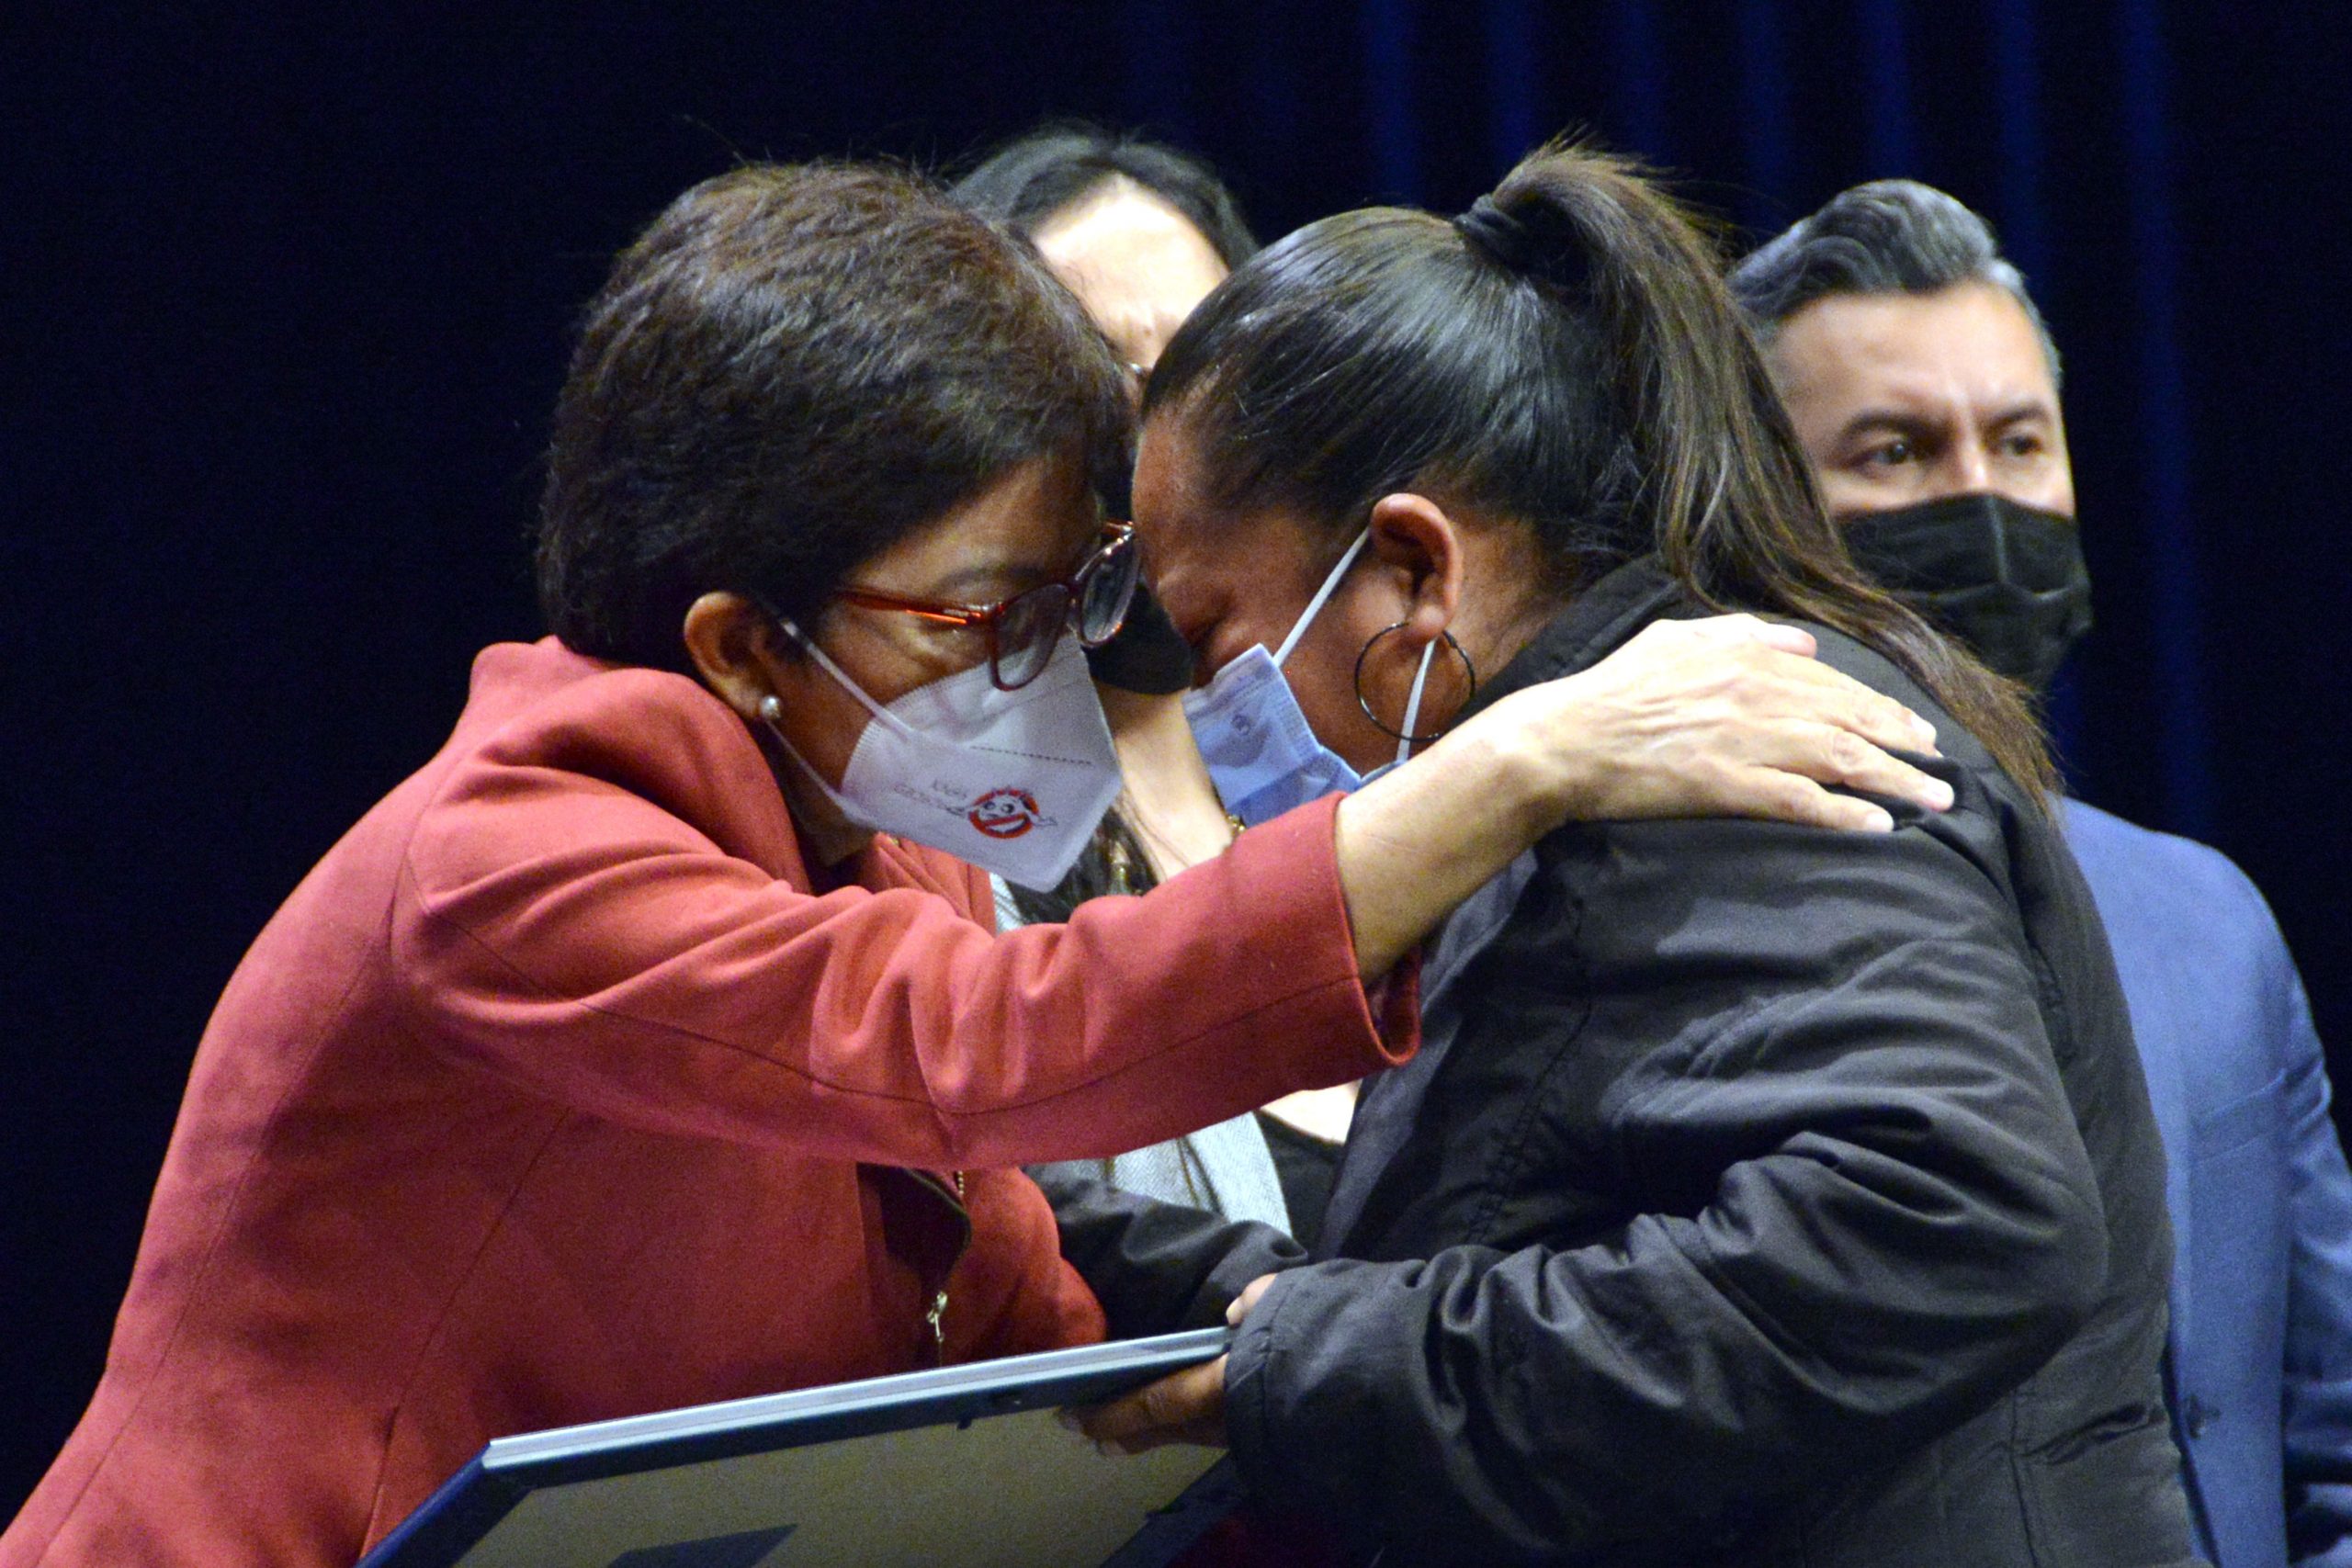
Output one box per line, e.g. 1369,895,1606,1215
1364,492,1465,647
681,592,792,720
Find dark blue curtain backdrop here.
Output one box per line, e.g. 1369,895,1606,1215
7,0,2349,1518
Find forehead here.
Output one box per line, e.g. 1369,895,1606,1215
1130,414,1215,551
1132,417,1317,580
847,452,1097,596
1032,186,1227,314
1769,280,2058,421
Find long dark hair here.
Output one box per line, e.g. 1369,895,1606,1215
1147,140,2053,798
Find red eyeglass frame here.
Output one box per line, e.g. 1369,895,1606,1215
826,523,1138,690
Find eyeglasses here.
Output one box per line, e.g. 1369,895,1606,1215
829,523,1142,690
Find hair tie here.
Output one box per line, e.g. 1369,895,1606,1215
1453,194,1589,293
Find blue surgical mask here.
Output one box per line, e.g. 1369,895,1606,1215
1182,531,1373,827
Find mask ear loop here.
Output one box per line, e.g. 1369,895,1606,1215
1394,639,1436,765
1353,625,1477,760
755,690,867,823
754,616,899,816
774,615,896,726
1273,530,1372,668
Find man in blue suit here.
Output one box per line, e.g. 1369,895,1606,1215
1732,180,2352,1568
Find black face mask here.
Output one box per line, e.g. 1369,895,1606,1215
1842,492,2094,692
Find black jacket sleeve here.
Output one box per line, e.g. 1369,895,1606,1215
1031,1164,1306,1337
1223,812,2112,1563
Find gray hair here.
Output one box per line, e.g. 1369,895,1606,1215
1727,180,2060,387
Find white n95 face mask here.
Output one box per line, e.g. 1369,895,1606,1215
1182,530,1372,827
764,626,1123,892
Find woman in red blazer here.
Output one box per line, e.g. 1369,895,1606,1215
0,163,1950,1567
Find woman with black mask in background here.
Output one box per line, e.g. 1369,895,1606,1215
1078,141,2200,1567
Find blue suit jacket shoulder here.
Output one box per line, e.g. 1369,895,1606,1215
2064,800,2352,1568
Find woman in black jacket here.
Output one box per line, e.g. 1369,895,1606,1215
1065,141,2202,1567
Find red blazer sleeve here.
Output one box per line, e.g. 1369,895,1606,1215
391,665,1416,1169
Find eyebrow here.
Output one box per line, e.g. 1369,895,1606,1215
916,566,1044,604
1836,397,2056,441
1834,407,1943,444
910,536,1102,604
1984,399,2058,429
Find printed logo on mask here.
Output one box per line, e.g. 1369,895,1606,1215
967,788,1045,840
1182,530,1374,828
762,629,1122,891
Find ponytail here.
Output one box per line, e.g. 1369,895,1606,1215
1488,142,2052,796
1149,139,2054,800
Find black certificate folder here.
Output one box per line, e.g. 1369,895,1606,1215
359,1327,1240,1568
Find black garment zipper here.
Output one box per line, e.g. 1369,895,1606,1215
903,1168,970,1362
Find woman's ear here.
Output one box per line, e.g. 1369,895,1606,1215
681,592,791,720
1364,492,1465,648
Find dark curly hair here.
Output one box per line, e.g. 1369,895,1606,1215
537,162,1134,673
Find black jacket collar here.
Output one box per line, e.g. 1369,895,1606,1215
1463,554,1694,720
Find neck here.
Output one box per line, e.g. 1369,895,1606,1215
1456,588,1570,698
763,739,876,874
1432,536,1573,734
1430,511,1576,728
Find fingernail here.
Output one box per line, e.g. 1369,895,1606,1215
1925,779,1955,810
1861,806,1894,832
1910,716,1939,749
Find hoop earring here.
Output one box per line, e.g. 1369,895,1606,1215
1352,625,1476,743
